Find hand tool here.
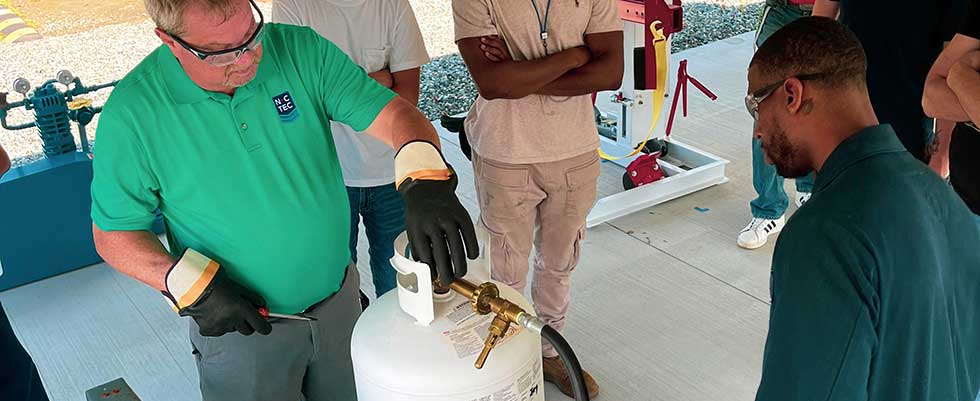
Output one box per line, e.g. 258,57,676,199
258,307,315,321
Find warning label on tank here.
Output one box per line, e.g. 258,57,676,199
465,358,543,401
443,299,521,360
446,298,478,325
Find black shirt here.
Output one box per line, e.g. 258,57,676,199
950,0,980,215
832,0,967,161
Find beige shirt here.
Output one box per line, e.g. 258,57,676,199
453,0,622,164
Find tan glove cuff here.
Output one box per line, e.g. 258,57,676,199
394,141,451,189
163,248,220,311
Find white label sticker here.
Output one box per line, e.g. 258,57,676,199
443,299,521,359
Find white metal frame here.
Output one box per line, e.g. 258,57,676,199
587,18,729,228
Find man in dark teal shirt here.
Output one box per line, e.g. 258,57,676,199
746,17,980,401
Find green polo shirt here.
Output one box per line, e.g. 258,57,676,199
91,23,396,314
756,125,980,401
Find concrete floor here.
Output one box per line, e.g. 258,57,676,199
0,32,806,401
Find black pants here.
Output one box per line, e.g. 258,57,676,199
0,302,49,401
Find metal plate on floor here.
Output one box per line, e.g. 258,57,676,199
85,378,141,401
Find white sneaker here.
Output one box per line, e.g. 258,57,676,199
737,216,786,250
795,191,812,208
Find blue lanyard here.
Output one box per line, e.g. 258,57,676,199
530,0,552,51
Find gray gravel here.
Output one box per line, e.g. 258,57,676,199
672,1,764,52
0,20,160,167
418,55,480,121
419,1,765,120
408,0,456,58
1,0,763,167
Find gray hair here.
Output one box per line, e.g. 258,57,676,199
143,0,241,36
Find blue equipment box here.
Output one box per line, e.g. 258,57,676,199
0,152,163,291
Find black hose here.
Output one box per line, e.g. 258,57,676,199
540,325,589,401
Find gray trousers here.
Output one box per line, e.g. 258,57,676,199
189,263,362,401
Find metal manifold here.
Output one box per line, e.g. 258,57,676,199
1,70,116,157
435,279,531,369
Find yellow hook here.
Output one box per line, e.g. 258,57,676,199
650,20,667,42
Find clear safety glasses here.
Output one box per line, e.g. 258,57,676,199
169,0,266,67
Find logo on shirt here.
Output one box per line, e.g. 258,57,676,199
273,91,299,122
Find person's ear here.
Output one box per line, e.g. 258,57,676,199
155,28,180,53
783,77,805,114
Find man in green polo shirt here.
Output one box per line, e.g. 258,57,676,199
89,0,478,399
747,17,980,401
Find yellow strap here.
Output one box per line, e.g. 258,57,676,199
599,20,669,161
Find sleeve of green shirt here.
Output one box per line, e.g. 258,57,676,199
311,30,397,132
755,220,879,401
90,101,161,232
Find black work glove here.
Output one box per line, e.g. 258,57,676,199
179,269,273,337
163,249,272,337
459,130,473,161
439,115,472,161
395,141,479,286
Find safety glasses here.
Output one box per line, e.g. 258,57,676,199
744,81,782,121
169,0,265,67
744,73,834,121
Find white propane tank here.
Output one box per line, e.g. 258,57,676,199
351,233,545,401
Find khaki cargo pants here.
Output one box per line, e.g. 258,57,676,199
473,150,600,357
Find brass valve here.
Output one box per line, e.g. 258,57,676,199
67,98,93,110
436,278,529,370
476,316,510,369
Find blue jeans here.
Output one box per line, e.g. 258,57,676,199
750,137,815,219
347,184,406,297
755,5,810,48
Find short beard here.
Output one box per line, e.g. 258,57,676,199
767,121,810,178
